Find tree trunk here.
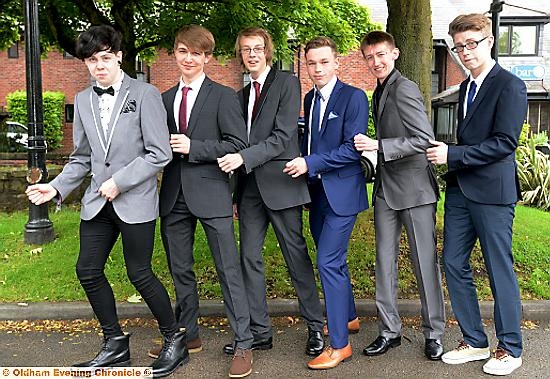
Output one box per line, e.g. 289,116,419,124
387,0,432,114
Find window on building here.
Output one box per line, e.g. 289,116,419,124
63,51,74,59
498,24,539,56
432,104,458,144
65,104,74,123
8,42,19,58
136,57,149,82
527,101,550,135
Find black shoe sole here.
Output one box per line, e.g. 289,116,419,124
363,340,401,356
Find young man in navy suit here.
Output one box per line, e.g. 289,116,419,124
427,13,527,376
284,36,369,370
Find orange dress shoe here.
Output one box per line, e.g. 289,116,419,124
323,317,360,336
307,343,352,370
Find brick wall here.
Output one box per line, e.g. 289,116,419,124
446,52,467,87
1,44,379,153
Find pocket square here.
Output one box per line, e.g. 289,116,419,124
121,99,136,113
328,111,339,120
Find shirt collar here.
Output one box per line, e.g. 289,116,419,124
315,75,338,102
251,66,271,87
179,73,206,92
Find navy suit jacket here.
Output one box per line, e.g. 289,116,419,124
302,79,369,216
447,63,527,205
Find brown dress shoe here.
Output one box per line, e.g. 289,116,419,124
229,347,253,378
148,337,202,358
307,343,352,370
323,317,360,336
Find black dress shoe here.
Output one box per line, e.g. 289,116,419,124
363,335,401,356
223,336,273,355
424,338,443,360
305,329,324,356
152,330,190,378
73,334,131,367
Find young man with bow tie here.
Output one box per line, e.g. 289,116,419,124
217,27,325,358
25,25,186,377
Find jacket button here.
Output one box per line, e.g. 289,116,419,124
105,162,110,167
181,155,185,159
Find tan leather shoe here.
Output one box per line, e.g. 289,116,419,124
148,337,203,358
307,343,352,370
323,317,360,336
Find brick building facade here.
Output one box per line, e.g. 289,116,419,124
0,43,379,155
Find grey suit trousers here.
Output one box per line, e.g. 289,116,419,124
374,190,445,339
161,190,253,348
238,174,324,338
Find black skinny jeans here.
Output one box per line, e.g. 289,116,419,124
76,202,176,338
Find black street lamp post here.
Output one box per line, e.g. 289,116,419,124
490,0,505,61
23,0,55,244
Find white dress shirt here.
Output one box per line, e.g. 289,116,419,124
247,65,271,136
97,71,124,138
174,73,206,131
463,59,496,117
308,75,338,155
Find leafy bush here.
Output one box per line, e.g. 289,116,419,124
365,90,376,138
6,90,65,151
517,137,550,211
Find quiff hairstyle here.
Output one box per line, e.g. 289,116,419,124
235,27,274,68
360,30,396,58
174,24,215,55
448,13,492,38
304,36,337,57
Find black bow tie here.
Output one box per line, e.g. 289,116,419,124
93,86,115,96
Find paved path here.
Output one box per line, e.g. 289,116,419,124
1,317,548,378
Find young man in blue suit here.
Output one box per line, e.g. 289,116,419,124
284,36,369,370
427,13,527,376
25,25,186,376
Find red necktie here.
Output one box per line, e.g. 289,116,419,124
179,86,190,133
251,81,261,122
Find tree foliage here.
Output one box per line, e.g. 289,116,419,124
0,0,377,77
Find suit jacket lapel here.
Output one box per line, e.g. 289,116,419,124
241,84,251,123
460,64,502,136
320,79,344,136
187,76,213,135
165,86,179,134
252,68,276,125
377,70,400,122
104,77,130,154
89,90,108,153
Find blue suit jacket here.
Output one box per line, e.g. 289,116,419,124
447,63,527,205
302,79,369,216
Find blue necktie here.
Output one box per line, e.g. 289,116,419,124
467,81,477,111
310,91,321,154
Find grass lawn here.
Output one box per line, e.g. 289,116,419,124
1,198,549,303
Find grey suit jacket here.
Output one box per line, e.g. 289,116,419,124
374,70,439,210
50,74,172,223
159,77,248,218
237,68,310,210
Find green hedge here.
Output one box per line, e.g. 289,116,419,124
6,90,65,151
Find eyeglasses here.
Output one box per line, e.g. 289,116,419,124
240,46,265,55
451,36,488,53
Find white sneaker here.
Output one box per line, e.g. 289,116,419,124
483,348,522,376
441,340,490,364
